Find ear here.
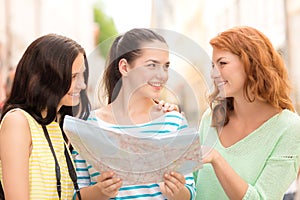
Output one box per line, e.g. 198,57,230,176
119,58,129,76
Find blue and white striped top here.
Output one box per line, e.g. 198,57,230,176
72,111,196,199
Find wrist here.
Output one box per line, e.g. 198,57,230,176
210,149,222,167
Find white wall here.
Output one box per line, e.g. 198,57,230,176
0,0,95,67
0,0,96,103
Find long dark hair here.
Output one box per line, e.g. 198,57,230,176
102,28,167,103
0,34,90,126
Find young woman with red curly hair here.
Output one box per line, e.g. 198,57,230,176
195,26,300,200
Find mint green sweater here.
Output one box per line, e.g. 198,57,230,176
195,109,300,200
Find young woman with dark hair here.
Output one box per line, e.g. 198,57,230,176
0,34,119,200
73,28,196,200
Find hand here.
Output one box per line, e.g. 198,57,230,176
94,171,122,198
160,171,186,200
153,99,180,113
201,146,220,165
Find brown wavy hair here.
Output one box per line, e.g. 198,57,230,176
209,26,294,128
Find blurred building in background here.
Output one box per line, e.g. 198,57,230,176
151,0,300,114
1,0,300,117
286,0,300,112
151,0,211,126
0,0,96,106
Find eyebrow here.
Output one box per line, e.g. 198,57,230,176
145,59,170,65
145,59,160,63
72,66,86,75
216,57,226,63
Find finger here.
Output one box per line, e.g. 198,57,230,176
97,171,114,182
158,100,165,110
169,171,186,184
103,178,122,192
174,105,180,112
161,103,169,112
102,177,122,190
165,104,174,112
164,179,177,196
153,99,164,110
164,173,184,192
159,182,166,194
164,103,170,109
164,104,180,112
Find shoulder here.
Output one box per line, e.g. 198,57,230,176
278,110,300,132
163,111,189,129
266,110,300,157
1,109,29,129
199,107,212,125
163,111,186,122
202,107,212,118
272,109,300,148
0,109,31,156
164,110,185,118
198,108,213,137
91,106,114,123
282,109,300,123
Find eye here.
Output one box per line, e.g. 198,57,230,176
146,63,157,68
163,63,169,71
72,67,86,80
219,61,227,67
72,74,78,79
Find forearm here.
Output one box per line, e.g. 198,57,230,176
212,152,248,200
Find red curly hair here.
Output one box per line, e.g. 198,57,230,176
209,26,294,128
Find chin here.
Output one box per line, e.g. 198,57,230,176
67,100,80,107
218,90,231,98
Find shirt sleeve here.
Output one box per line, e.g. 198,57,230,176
173,111,189,131
72,150,92,188
242,121,300,200
184,173,196,200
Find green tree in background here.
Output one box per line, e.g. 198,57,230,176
93,2,118,57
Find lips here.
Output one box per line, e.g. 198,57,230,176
68,92,80,97
148,82,165,87
216,81,228,87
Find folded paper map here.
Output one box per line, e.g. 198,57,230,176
63,115,202,185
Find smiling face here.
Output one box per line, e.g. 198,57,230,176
211,48,247,98
58,53,86,108
122,41,169,100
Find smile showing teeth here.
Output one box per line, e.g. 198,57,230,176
217,81,227,87
69,93,80,97
148,82,164,87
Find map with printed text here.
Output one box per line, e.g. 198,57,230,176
63,115,202,185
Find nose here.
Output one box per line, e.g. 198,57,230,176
155,65,168,81
211,66,221,79
76,74,87,90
